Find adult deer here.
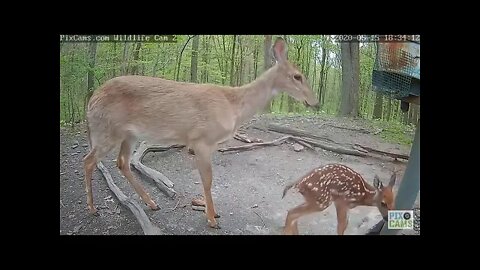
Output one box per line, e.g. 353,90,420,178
282,164,396,235
83,37,319,228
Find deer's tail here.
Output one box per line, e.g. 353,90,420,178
282,180,300,199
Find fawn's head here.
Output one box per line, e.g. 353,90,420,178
373,173,397,219
270,37,319,108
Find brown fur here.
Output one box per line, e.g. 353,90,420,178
282,164,396,235
83,37,319,228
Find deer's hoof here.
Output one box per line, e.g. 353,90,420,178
88,207,99,216
208,220,221,229
214,213,220,218
149,204,160,211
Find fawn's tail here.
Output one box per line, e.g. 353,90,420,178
282,180,301,199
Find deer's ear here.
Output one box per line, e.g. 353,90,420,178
373,175,383,189
388,172,396,187
272,37,287,62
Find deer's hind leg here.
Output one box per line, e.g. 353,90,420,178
283,198,330,235
83,142,116,215
117,138,159,210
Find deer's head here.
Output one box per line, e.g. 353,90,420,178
373,173,396,219
271,37,319,108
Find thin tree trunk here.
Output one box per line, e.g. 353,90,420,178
152,44,161,77
385,98,392,121
339,42,360,117
190,35,200,83
264,35,273,112
112,42,117,78
372,92,384,119
229,35,237,86
122,42,128,75
85,38,97,113
176,35,194,81
130,42,141,75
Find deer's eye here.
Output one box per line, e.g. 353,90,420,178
293,74,302,82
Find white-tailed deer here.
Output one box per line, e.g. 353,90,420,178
282,164,396,235
83,37,319,228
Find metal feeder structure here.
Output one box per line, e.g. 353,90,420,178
369,36,420,235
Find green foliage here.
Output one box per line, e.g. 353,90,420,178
60,35,418,134
367,119,415,146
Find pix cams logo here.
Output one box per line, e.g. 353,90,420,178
387,210,414,230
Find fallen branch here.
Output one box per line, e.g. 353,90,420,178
234,133,263,143
292,138,314,151
355,144,409,160
266,124,340,145
294,137,367,157
131,141,177,198
323,123,371,134
97,162,162,235
218,136,291,152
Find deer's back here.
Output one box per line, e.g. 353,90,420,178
296,164,369,202
87,76,237,145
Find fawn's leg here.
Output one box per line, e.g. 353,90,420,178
284,202,322,235
83,149,98,215
334,201,349,235
192,142,219,228
118,139,159,210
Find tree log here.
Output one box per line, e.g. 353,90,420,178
97,162,163,235
218,136,291,152
293,137,367,157
234,133,263,143
355,144,409,160
323,123,371,134
266,124,340,145
131,141,177,198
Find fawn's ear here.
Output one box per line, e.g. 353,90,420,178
388,172,396,187
272,37,288,63
373,175,383,189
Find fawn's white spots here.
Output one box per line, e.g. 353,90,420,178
312,187,318,192
307,183,313,187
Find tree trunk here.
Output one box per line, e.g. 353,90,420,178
264,35,273,112
152,44,161,77
339,42,360,117
385,98,392,121
190,35,200,83
176,35,194,81
318,39,327,110
87,39,97,93
112,42,117,78
122,42,128,75
201,35,209,83
264,35,273,71
372,92,384,119
130,42,142,75
253,38,258,79
230,35,237,86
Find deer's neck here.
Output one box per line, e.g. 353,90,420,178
359,181,379,206
230,66,278,127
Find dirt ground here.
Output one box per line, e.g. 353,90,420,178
59,114,420,235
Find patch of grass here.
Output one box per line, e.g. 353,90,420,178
367,119,415,146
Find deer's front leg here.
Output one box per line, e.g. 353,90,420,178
193,143,220,229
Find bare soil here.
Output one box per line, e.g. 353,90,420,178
59,114,419,235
